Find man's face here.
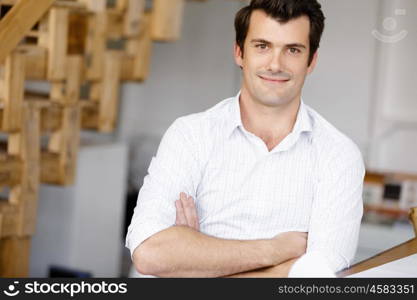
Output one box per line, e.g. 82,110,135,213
234,10,318,107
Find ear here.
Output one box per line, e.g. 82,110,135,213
233,42,243,68
307,51,318,74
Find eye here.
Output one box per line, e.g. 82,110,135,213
288,47,301,54
255,43,268,50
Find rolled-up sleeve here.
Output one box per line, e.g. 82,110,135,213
125,118,201,257
306,140,365,273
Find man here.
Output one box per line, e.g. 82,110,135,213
126,0,364,277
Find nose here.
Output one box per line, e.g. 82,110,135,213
267,49,284,73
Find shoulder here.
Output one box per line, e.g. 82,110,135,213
170,96,235,139
160,96,235,163
306,104,363,165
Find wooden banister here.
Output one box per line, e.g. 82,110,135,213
0,0,55,63
409,207,417,236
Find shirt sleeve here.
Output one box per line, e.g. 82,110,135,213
305,140,365,273
125,118,201,257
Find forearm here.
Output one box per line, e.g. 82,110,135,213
225,258,299,278
133,226,289,278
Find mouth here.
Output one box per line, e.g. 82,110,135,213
258,75,290,83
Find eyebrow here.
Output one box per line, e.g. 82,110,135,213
286,43,307,49
250,39,307,49
250,39,272,44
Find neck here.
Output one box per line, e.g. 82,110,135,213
239,88,301,145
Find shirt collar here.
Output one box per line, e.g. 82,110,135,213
292,99,313,136
226,91,244,138
226,91,313,139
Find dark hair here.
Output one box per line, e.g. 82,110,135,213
235,0,325,65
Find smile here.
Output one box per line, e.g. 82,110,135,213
258,75,290,83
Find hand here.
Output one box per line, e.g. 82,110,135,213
272,232,308,263
175,192,200,231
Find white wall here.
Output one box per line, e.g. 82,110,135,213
367,0,417,173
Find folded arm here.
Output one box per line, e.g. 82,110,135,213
225,258,299,278
133,193,306,277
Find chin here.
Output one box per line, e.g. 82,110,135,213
258,96,292,107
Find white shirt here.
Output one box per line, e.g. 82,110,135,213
125,92,365,276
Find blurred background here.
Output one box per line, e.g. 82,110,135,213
0,0,416,277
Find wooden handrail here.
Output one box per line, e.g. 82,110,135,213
0,0,55,63
409,207,417,236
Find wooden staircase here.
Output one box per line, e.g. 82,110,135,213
0,0,192,277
